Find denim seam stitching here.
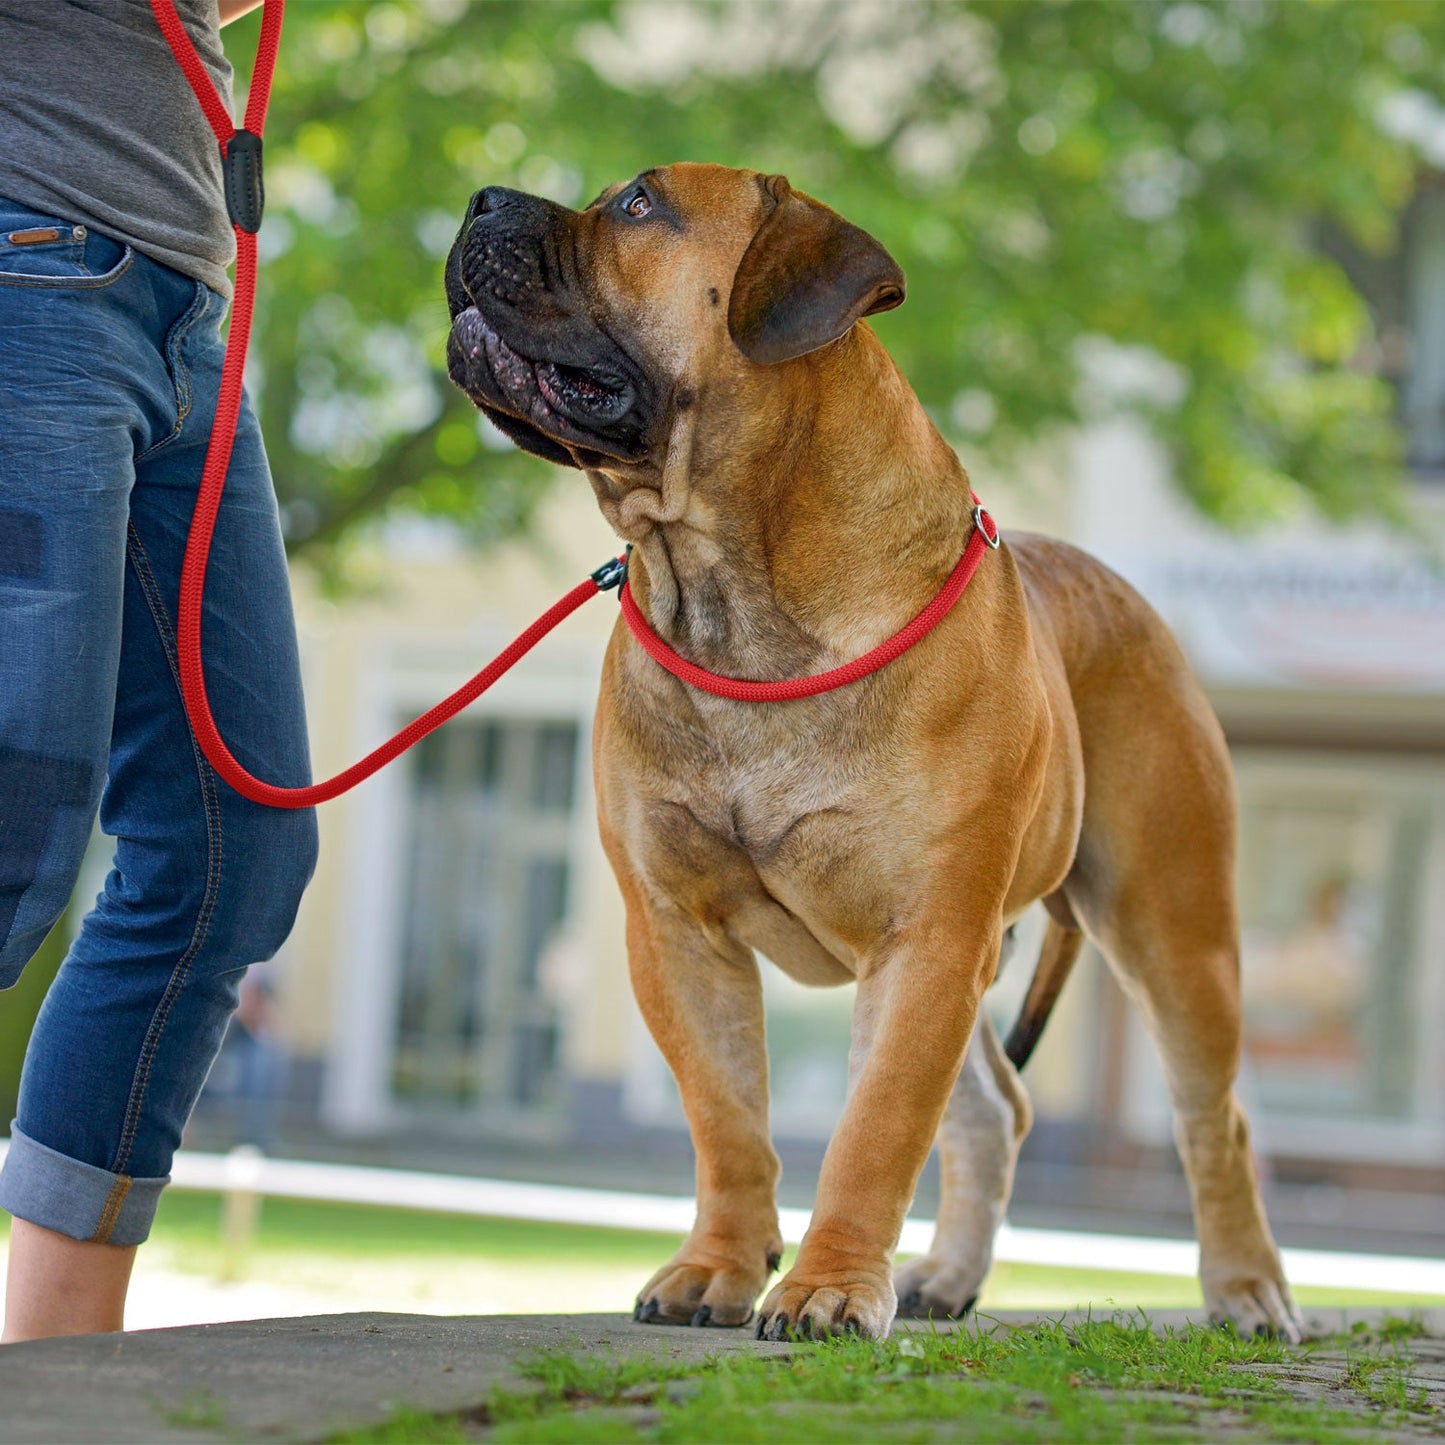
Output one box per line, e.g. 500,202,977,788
90,1175,133,1244
110,524,225,1178
0,246,135,290
135,282,209,464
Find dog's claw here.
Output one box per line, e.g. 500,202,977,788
767,1314,790,1341
897,1287,975,1320
754,1313,768,1341
690,1304,712,1328
637,1298,661,1324
766,1251,782,1274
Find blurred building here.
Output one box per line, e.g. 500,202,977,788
241,435,1444,1233
183,217,1445,1251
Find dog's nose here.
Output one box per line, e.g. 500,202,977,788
466,187,522,225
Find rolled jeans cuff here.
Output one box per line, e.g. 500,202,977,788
0,1124,167,1246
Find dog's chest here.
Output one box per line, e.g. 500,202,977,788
659,699,882,868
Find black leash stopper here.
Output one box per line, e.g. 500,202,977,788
222,129,265,233
591,549,630,592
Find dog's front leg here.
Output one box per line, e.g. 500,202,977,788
756,917,1000,1341
894,1010,1031,1319
624,890,784,1328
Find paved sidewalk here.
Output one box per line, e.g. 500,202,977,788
2,1308,1442,1444
0,1312,794,1444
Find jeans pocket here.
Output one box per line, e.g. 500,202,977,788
0,220,132,290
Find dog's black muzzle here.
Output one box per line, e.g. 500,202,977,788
445,188,654,466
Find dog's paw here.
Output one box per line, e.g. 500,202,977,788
892,1254,983,1320
753,1271,896,1341
1205,1274,1304,1344
633,1242,781,1329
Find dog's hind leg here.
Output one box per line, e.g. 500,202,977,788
893,1009,1030,1319
1086,898,1301,1340
1065,694,1302,1341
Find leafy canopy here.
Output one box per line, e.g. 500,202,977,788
223,0,1445,557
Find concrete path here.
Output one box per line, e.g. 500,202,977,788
0,1312,793,1444
2,1308,1442,1445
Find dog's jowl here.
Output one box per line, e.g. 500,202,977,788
445,163,1301,1343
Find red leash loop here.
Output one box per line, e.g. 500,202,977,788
150,0,1001,808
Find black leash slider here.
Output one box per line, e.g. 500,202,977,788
591,552,630,592
222,129,264,233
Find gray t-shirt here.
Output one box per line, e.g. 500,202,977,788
0,0,236,297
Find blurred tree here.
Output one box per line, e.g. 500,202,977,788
0,917,65,1129
224,0,1445,560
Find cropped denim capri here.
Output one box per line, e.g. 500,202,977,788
0,196,318,1245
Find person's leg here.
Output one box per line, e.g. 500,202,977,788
0,202,154,1340
1,242,317,1339
0,206,138,987
2,1221,135,1341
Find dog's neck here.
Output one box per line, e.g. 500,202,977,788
586,325,976,680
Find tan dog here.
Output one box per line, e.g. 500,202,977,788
444,163,1301,1342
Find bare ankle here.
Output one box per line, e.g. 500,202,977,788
2,1218,137,1343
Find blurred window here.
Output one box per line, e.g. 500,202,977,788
390,717,579,1121
624,959,861,1140
1322,175,1445,479
1236,755,1435,1125
1403,186,1445,472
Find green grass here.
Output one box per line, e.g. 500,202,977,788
6,1189,1442,1316
139,1190,693,1315
141,1192,1445,1313
147,1189,685,1271
157,1390,227,1430
1337,1319,1436,1414
330,1315,1444,1443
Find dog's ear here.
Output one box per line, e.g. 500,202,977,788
728,176,905,366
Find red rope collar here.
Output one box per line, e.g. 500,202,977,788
618,502,999,702
150,0,1000,806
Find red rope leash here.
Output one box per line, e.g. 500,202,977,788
151,0,623,809
150,0,1000,808
618,503,998,702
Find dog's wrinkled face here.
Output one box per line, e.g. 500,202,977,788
444,162,905,472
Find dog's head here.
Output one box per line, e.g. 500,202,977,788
444,162,905,472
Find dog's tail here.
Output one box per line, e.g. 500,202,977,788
1003,895,1086,1072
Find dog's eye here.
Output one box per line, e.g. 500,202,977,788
622,188,652,219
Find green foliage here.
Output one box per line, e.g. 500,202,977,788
223,0,1445,557
0,916,67,1126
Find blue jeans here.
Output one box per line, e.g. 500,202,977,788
0,197,318,1246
